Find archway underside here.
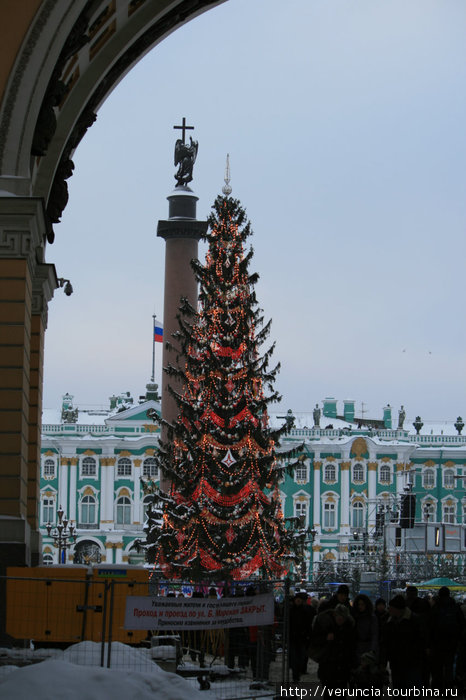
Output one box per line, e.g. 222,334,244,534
0,0,225,564
0,0,225,242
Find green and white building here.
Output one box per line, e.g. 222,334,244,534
275,398,466,581
40,394,466,579
40,389,161,566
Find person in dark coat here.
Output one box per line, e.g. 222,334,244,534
351,593,379,663
318,584,351,612
428,586,465,692
288,591,313,682
312,603,358,691
374,598,389,640
406,585,432,686
382,594,423,689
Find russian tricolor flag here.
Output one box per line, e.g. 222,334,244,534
154,321,163,343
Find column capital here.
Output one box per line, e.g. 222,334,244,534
157,219,207,241
0,196,46,268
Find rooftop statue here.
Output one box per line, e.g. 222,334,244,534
398,405,406,429
174,136,198,186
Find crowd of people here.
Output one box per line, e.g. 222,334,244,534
288,583,466,694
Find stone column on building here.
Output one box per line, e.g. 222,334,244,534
157,179,207,492
29,261,56,562
0,196,56,569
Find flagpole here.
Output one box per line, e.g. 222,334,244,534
151,314,156,383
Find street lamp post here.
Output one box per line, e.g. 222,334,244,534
46,505,75,564
301,527,317,582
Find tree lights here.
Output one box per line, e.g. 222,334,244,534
144,195,301,580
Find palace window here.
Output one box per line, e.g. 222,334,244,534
423,501,436,521
294,500,308,527
351,501,364,529
379,465,391,484
117,458,132,477
143,457,158,478
295,462,308,482
323,464,336,483
116,496,131,525
143,495,154,522
41,496,55,525
443,503,456,524
80,494,97,525
443,469,455,488
323,502,336,530
352,463,364,483
423,469,435,489
463,503,466,525
43,553,54,566
43,459,55,478
82,457,97,477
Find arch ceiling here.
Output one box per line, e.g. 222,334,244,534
0,0,225,243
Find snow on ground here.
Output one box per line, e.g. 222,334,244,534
0,641,279,699
0,642,207,700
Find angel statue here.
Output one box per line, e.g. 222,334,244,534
174,136,198,186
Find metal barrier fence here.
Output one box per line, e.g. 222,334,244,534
1,572,291,699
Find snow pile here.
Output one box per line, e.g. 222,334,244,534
0,642,206,700
64,640,158,673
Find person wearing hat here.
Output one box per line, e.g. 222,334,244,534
351,593,379,664
311,603,358,691
428,585,465,692
381,594,423,689
288,590,313,682
318,583,351,613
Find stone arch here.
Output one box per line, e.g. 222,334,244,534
73,536,103,564
0,0,225,568
0,1,225,215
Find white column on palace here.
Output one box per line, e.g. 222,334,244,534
58,457,69,519
115,544,123,564
340,462,351,532
313,460,322,529
106,458,116,526
368,462,377,529
68,458,77,523
133,460,142,525
396,462,405,499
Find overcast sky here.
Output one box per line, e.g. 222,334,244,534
42,0,466,423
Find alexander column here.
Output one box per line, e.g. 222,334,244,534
157,119,207,491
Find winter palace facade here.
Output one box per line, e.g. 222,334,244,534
40,394,466,577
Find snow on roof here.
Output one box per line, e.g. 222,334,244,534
405,420,458,437
0,642,205,700
42,408,111,426
269,411,355,430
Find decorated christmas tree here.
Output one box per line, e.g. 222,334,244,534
145,180,302,581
